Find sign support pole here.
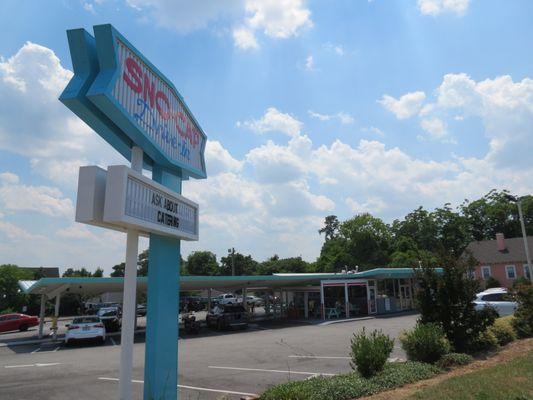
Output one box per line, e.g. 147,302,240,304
119,146,143,400
144,165,181,400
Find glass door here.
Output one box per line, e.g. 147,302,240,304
399,283,412,310
367,280,377,314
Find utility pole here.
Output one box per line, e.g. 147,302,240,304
517,199,533,284
228,247,235,276
505,194,533,284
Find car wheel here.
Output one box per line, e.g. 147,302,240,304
19,324,28,332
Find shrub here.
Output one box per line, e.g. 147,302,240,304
350,328,394,378
400,323,451,363
512,276,531,289
260,362,441,400
489,317,517,345
511,285,533,338
436,352,473,369
485,276,501,289
470,329,499,353
415,256,497,352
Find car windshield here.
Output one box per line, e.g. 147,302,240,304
73,317,100,324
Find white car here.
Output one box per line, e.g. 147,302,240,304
216,293,237,305
65,316,106,345
474,288,517,317
239,295,264,306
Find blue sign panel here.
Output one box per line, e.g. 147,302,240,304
60,24,207,179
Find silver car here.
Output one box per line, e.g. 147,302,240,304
65,316,106,345
474,288,517,317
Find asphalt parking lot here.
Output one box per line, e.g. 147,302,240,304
0,313,417,400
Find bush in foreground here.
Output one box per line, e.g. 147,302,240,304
260,362,441,400
512,284,533,338
436,352,473,369
400,323,451,364
489,316,517,346
470,329,499,353
350,328,394,378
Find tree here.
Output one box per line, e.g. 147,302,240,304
318,215,340,241
485,276,501,289
110,262,125,277
0,264,34,313
392,207,439,253
186,251,219,276
339,214,392,270
62,267,92,277
258,256,310,275
220,252,259,275
415,255,496,352
315,237,352,272
92,268,104,277
138,249,149,276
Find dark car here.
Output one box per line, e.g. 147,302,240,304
206,304,248,330
97,307,121,332
180,297,205,312
0,313,40,333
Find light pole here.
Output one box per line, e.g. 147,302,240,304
228,247,235,276
506,195,533,284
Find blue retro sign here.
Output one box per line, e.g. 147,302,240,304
60,24,207,179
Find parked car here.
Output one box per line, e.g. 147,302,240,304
474,287,517,316
241,295,264,307
180,297,205,312
136,304,147,317
65,316,106,345
215,293,238,305
206,304,249,330
0,313,39,333
97,307,121,332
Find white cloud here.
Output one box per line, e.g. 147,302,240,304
379,91,426,119
418,0,470,16
240,107,303,137
232,26,259,50
420,117,450,140
0,220,44,241
305,55,315,71
346,197,387,214
323,42,344,56
205,140,243,175
0,42,124,188
125,0,243,33
0,172,74,218
123,0,312,50
244,0,312,39
308,110,354,124
246,140,306,183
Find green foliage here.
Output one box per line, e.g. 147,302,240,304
258,255,310,275
400,323,451,363
220,252,259,275
512,276,532,289
186,251,219,275
436,353,473,369
416,256,497,353
92,267,104,277
62,267,93,277
470,329,499,353
0,264,36,313
260,362,441,400
350,328,394,378
461,190,533,241
318,215,340,241
489,316,517,345
485,276,501,289
110,262,125,277
511,284,533,338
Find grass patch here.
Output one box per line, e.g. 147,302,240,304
259,362,441,400
406,350,533,400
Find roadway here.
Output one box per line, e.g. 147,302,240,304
0,313,417,400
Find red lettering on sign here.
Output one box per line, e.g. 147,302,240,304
123,57,142,93
143,74,156,109
156,91,170,120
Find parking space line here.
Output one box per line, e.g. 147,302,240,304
31,347,41,354
208,365,335,376
289,355,350,359
97,377,259,397
110,338,117,346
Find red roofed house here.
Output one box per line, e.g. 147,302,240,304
465,233,532,289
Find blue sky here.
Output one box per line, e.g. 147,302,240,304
0,0,532,274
